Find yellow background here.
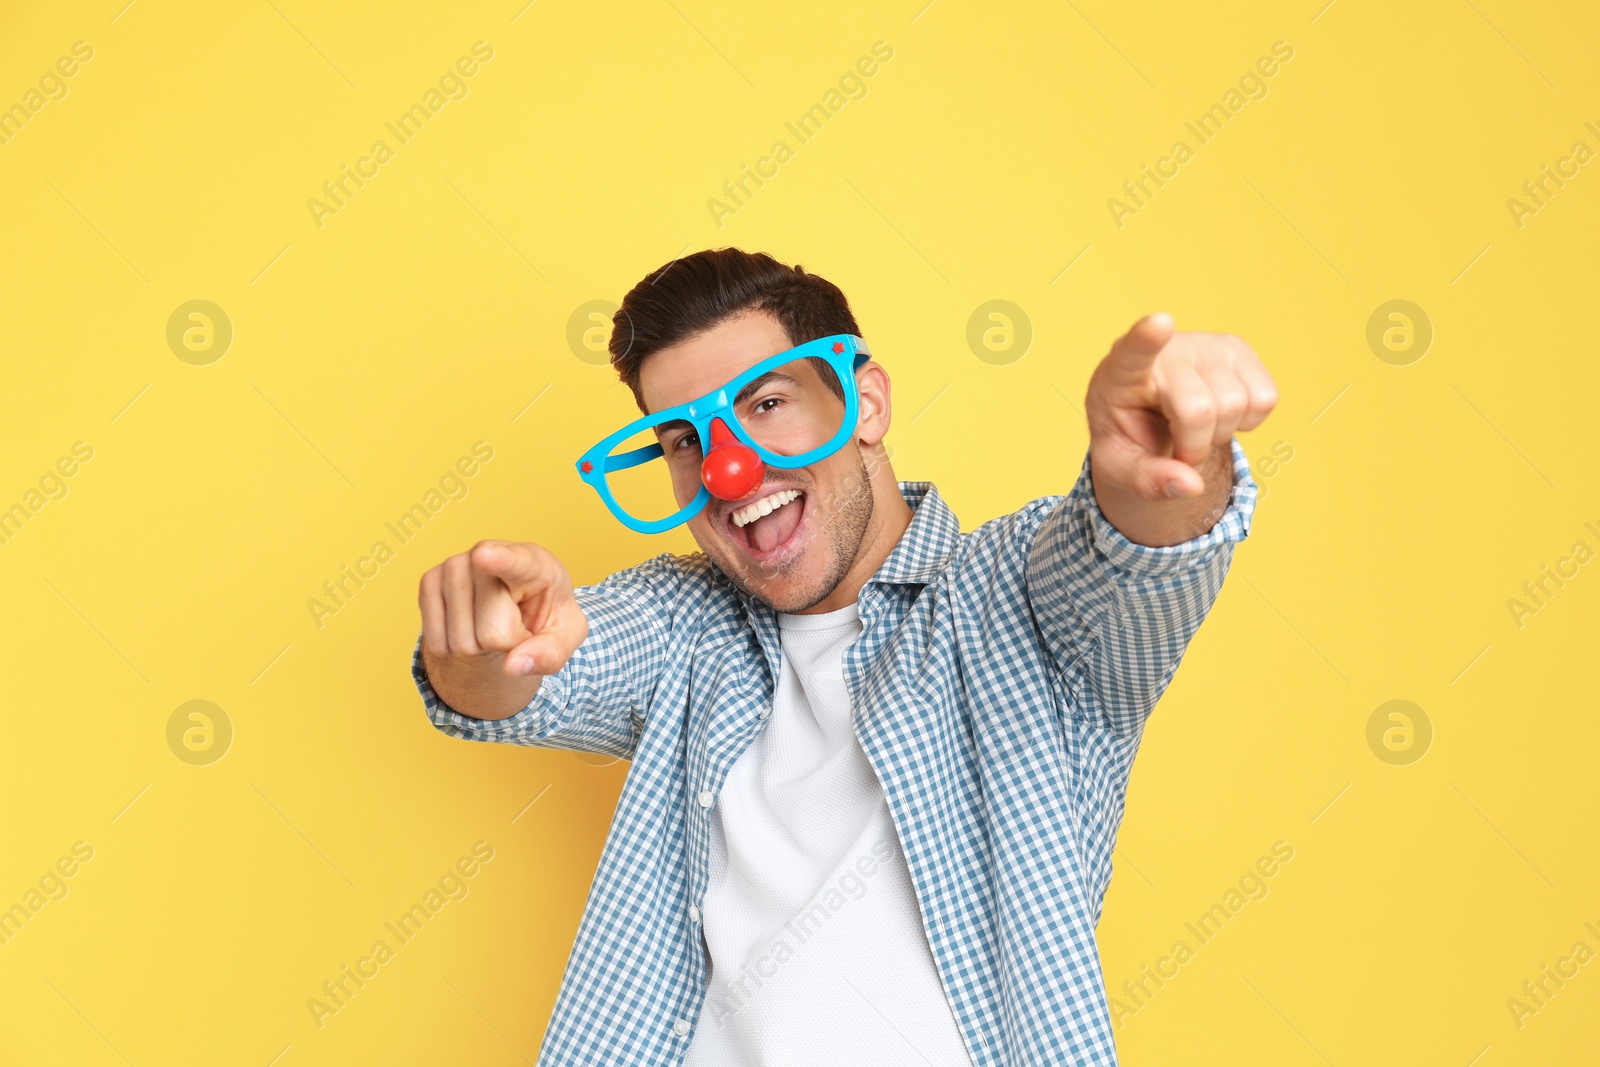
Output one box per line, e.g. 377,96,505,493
2,0,1596,1063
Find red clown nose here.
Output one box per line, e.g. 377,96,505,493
701,418,766,500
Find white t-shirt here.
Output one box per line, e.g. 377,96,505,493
683,600,974,1066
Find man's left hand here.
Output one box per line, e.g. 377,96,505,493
1083,312,1278,547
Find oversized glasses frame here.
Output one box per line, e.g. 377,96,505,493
575,333,871,533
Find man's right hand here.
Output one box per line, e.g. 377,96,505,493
418,540,590,721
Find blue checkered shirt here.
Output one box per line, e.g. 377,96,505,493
412,439,1257,1065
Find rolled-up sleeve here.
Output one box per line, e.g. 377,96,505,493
411,551,691,760
1022,437,1257,737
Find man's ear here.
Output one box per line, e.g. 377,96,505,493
854,361,891,447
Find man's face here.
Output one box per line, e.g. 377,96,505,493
635,310,879,613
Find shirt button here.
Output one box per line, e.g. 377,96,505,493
759,705,771,719
697,789,715,808
688,904,701,922
673,1019,690,1037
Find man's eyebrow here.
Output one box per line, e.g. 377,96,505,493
650,369,805,438
732,369,800,407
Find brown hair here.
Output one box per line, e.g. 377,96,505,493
610,247,863,414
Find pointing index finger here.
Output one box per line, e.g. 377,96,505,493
1109,311,1175,371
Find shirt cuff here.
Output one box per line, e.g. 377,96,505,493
410,631,566,742
1078,436,1258,577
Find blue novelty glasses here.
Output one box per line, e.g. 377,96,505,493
577,333,870,533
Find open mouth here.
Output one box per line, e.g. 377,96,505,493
726,488,808,564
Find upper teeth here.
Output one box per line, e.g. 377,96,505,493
732,489,801,528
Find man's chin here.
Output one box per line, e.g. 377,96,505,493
706,547,818,611
727,564,810,612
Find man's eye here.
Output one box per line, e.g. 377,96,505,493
673,432,699,453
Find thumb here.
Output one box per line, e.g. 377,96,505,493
1108,311,1175,373
505,598,589,676
1095,436,1207,501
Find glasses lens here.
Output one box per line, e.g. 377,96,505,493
731,353,847,460
600,424,696,526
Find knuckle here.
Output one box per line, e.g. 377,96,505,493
469,540,506,568
1215,387,1248,421
478,628,515,653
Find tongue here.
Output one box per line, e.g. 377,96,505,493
747,497,802,553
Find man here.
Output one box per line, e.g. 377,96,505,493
411,248,1277,1065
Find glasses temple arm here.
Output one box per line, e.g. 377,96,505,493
603,441,665,472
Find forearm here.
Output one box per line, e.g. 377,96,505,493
1026,438,1256,736
421,641,546,721
1089,439,1235,548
